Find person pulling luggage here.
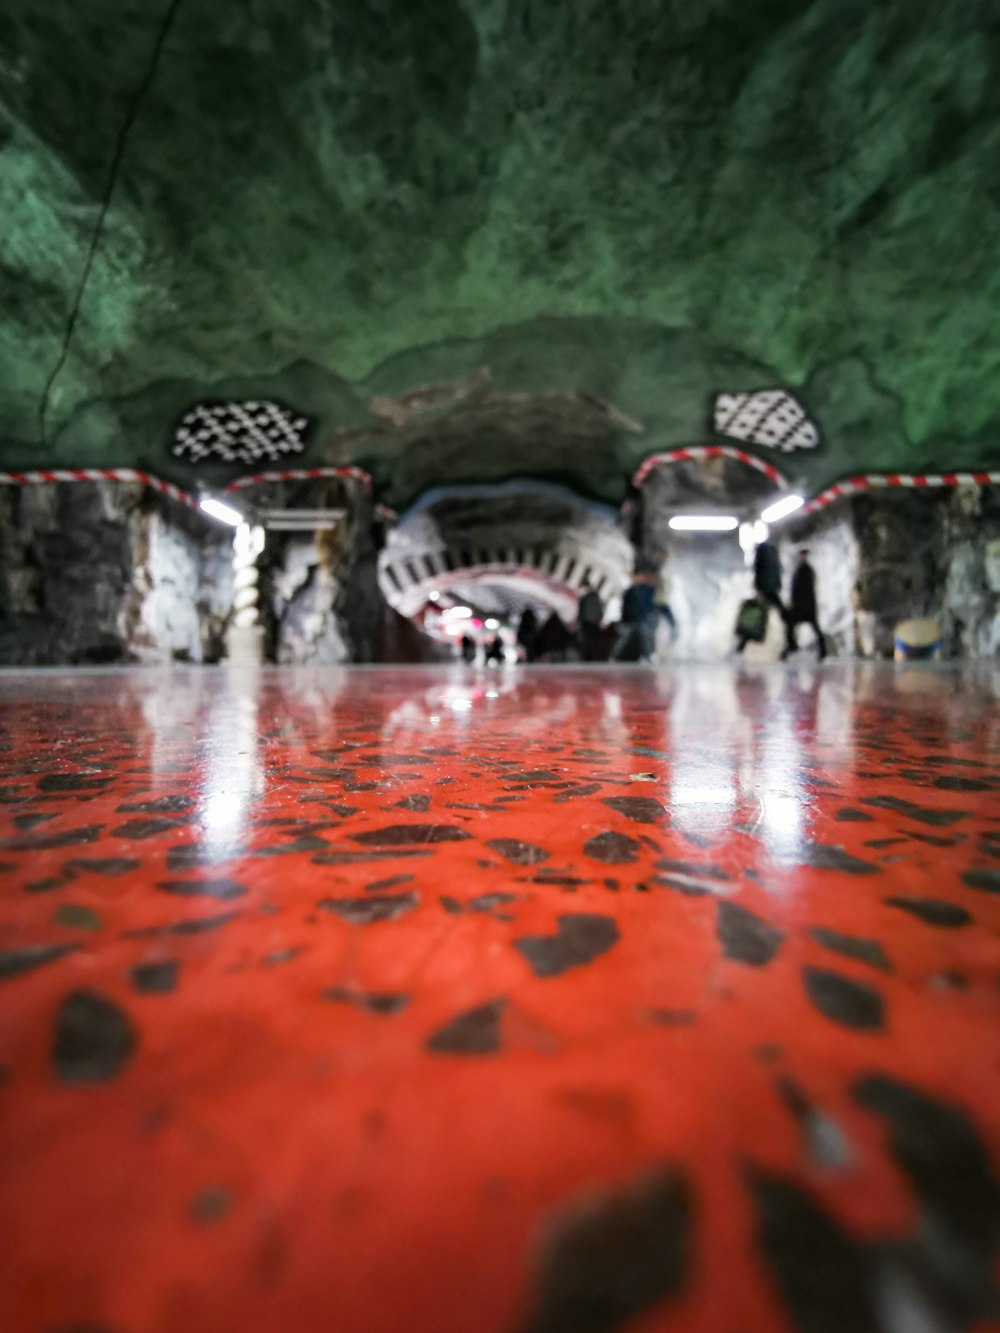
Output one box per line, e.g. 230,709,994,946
736,540,794,655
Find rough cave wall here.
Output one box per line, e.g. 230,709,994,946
788,487,1000,658
4,3,1000,507
264,488,386,665
0,483,232,665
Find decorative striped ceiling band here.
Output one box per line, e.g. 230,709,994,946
631,445,789,489
0,468,199,510
223,466,373,492
800,470,1000,516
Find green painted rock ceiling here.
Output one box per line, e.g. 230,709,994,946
2,0,999,506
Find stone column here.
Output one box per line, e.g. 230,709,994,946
227,522,266,664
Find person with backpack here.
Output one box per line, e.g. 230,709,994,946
736,540,794,655
516,607,539,663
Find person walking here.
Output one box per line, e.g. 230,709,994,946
578,579,604,661
516,608,539,663
654,551,677,643
737,539,794,654
537,611,571,662
613,572,657,662
783,548,827,660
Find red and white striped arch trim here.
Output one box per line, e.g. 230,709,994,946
223,465,372,492
0,464,376,516
632,445,788,489
3,461,995,523
801,470,1000,516
0,468,199,510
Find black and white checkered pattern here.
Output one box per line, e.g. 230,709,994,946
713,390,819,452
172,401,309,465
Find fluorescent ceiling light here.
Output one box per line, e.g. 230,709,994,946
760,494,804,524
200,496,244,526
484,618,500,630
668,515,739,532
443,605,473,619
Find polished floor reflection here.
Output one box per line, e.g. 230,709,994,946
1,663,998,1333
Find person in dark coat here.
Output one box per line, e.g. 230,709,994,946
537,612,571,662
516,608,539,663
783,549,827,660
737,540,794,654
577,579,604,662
613,572,657,662
485,635,505,664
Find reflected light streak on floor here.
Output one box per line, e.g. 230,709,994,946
0,662,998,1333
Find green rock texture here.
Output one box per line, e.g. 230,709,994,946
2,0,999,506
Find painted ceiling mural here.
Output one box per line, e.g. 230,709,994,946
712,391,820,454
1,0,998,507
171,401,310,466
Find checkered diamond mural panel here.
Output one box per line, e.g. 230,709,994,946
713,390,819,452
172,402,309,465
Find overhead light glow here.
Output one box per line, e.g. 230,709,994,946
760,494,805,524
428,591,441,602
200,496,244,526
484,618,500,630
668,515,739,532
443,606,473,619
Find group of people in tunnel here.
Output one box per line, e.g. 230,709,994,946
499,541,826,664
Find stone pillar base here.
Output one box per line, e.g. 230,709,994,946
226,624,265,665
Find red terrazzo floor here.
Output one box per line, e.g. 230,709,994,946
0,662,999,1333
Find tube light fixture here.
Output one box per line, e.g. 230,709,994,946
200,496,244,526
760,494,805,524
668,515,739,532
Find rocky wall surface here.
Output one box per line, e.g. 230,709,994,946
0,483,232,665
787,486,1000,658
264,489,386,665
123,501,233,664
4,3,1000,509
